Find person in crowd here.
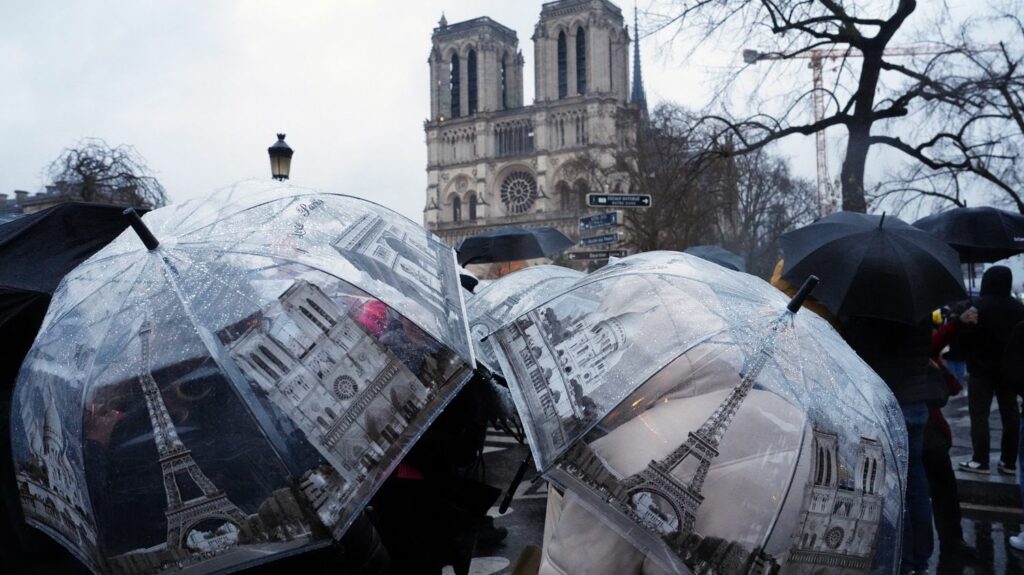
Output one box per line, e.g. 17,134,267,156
957,266,1024,475
1004,318,1024,551
841,316,945,575
926,311,976,561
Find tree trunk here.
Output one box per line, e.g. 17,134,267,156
841,51,886,213
841,124,870,212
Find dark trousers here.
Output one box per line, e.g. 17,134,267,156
902,402,934,573
923,418,963,551
968,374,1020,465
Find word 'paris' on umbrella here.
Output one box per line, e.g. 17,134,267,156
10,181,476,574
780,211,966,325
489,251,907,575
683,244,746,273
456,226,574,266
914,206,1024,288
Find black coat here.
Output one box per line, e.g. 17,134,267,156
1004,320,1024,396
960,266,1024,382
841,317,946,405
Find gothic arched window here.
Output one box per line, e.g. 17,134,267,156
452,196,462,222
557,182,572,211
500,54,508,109
576,27,587,94
468,193,478,220
259,345,289,373
468,49,478,115
557,31,568,99
306,298,336,327
450,53,461,118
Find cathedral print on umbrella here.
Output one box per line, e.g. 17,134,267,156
490,252,907,575
10,182,475,574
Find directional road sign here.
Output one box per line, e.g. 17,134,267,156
567,250,627,260
580,232,621,247
586,193,652,208
579,211,620,232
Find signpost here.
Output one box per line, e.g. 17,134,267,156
567,250,627,261
579,211,621,232
580,232,620,247
586,193,652,208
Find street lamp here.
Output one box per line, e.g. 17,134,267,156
267,133,293,181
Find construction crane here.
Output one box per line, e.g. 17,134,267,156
743,45,997,216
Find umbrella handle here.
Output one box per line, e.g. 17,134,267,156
787,275,820,314
499,456,532,514
124,208,159,250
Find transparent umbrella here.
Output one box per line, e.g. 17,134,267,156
489,251,907,575
10,181,476,574
466,264,584,374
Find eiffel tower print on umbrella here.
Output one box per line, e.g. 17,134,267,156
10,181,477,574
136,319,248,551
490,251,908,575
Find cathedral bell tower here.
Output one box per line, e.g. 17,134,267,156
428,15,524,121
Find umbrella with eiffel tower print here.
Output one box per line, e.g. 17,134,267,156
9,181,476,574
488,251,908,575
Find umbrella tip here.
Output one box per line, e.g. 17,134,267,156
123,208,160,251
878,212,886,229
787,275,820,314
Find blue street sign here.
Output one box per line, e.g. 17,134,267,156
587,193,652,208
580,233,620,247
567,250,627,260
579,211,620,232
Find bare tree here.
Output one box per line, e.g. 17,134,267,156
720,150,818,277
45,138,168,209
646,0,1023,214
567,103,814,277
871,6,1024,213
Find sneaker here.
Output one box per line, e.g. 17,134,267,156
1010,533,1024,551
959,460,990,474
999,461,1017,475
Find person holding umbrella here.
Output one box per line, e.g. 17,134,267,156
955,266,1024,476
780,211,967,575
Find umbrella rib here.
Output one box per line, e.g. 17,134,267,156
150,249,300,473
31,255,145,346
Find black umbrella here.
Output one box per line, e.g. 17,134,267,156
684,244,746,272
0,202,139,572
914,206,1024,263
456,226,573,265
780,211,966,324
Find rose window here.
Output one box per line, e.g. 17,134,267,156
500,171,538,214
824,526,845,549
333,375,359,400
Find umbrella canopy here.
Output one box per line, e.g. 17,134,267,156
466,265,583,374
456,226,573,266
10,181,476,574
780,211,966,324
0,203,141,571
683,245,746,272
489,251,906,575
913,206,1024,263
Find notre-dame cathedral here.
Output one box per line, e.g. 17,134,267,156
423,0,646,247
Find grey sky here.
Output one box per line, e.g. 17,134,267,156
0,1,1007,223
0,0,753,224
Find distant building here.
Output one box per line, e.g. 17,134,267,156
423,0,647,248
0,180,154,220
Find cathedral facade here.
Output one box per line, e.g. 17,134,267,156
423,0,646,246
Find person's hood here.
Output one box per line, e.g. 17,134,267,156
980,265,1013,297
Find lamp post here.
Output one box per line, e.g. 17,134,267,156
267,133,293,181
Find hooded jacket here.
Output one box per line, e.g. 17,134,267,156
961,266,1024,382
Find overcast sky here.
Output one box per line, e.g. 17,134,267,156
1,0,803,224
0,1,1006,222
